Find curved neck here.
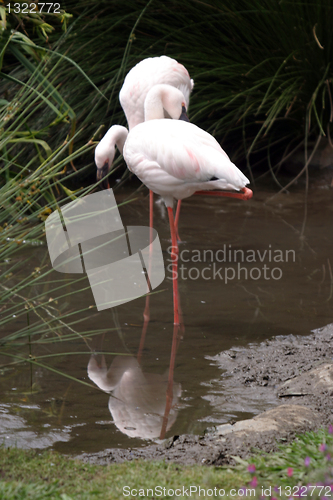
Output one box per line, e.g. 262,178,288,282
105,125,128,154
144,84,185,122
144,85,166,121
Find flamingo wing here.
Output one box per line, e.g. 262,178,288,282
124,120,249,205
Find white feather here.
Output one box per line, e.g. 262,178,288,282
124,119,249,207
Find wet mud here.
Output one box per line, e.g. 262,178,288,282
77,324,333,466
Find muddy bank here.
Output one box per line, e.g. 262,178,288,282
77,324,333,466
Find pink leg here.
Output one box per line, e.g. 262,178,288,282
194,187,253,200
167,207,180,326
174,200,182,242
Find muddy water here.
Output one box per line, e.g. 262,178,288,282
1,180,332,454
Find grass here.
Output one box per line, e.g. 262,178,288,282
235,426,333,489
0,427,332,499
0,2,132,390
0,447,248,500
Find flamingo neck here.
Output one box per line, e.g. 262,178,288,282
144,86,166,121
144,84,186,122
106,125,128,154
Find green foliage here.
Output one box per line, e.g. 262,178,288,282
4,0,332,183
0,1,72,48
0,2,116,391
48,0,333,176
2,0,332,190
233,427,333,495
0,480,69,500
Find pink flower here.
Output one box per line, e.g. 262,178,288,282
248,464,256,473
287,467,294,477
304,456,311,466
328,424,333,434
326,454,331,461
319,443,327,452
249,476,258,488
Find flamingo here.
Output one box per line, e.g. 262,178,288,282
87,353,181,439
87,318,182,440
113,84,252,325
95,55,194,234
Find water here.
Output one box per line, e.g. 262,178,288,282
1,180,332,454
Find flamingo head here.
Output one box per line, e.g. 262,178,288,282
95,125,128,190
96,159,111,190
179,105,190,122
95,143,115,190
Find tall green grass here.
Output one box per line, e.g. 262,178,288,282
48,0,333,182
5,0,331,182
0,4,121,390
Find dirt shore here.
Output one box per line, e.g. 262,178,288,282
77,324,333,466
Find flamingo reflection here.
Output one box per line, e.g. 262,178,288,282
87,205,185,440
88,323,182,440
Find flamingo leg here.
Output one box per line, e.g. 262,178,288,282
167,207,180,326
194,187,253,200
159,323,181,439
174,200,182,242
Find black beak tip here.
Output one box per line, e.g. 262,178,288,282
96,161,110,190
179,105,190,122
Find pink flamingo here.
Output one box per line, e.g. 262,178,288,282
96,55,194,236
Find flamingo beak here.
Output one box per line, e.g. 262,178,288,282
179,105,190,122
96,160,110,190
